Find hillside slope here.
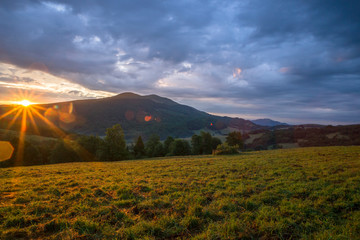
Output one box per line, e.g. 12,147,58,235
0,92,262,140
244,124,360,149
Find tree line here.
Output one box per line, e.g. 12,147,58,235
0,124,244,167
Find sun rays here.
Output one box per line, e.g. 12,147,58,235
0,90,77,164
0,89,98,166
16,99,32,107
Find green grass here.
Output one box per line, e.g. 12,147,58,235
1,146,360,239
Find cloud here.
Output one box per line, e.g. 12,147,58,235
0,0,359,124
0,63,114,102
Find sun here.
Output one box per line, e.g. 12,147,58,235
17,99,32,107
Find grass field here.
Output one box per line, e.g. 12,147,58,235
1,146,360,239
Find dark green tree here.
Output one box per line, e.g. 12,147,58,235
99,124,128,161
191,134,203,155
153,143,164,157
133,136,145,158
211,137,222,151
50,140,80,164
169,139,191,156
23,141,43,166
226,131,244,149
201,131,213,154
77,135,103,160
163,136,174,155
9,138,43,166
145,134,164,157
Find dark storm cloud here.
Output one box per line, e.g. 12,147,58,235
0,0,359,124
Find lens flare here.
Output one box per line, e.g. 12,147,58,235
14,99,33,107
0,90,95,166
0,141,14,162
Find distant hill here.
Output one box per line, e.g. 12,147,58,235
0,92,263,140
244,124,360,150
251,118,289,127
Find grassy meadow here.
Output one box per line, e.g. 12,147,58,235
1,146,360,239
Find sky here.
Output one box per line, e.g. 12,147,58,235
0,0,359,125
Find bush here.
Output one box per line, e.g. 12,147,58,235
213,143,239,155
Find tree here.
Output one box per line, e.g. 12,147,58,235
17,140,43,166
153,143,164,157
145,134,164,157
191,134,203,155
22,141,43,166
163,136,174,155
211,137,222,151
77,135,103,160
133,136,145,158
169,139,191,156
99,124,128,161
201,131,213,154
50,140,80,164
226,131,244,149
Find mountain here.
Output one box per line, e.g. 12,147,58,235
251,118,289,127
0,92,263,140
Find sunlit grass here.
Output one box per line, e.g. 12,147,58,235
0,146,359,239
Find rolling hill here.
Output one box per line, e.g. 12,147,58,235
251,118,289,127
0,92,262,140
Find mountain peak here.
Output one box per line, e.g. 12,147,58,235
112,92,176,105
144,94,177,105
251,118,289,127
114,92,141,98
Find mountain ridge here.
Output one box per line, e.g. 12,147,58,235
251,118,289,127
0,92,264,140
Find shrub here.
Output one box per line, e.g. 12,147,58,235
213,143,239,155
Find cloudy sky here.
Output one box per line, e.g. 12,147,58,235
0,0,359,124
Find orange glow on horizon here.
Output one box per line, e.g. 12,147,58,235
0,90,99,170
16,99,32,107
0,90,71,164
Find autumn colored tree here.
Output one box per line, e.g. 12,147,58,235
226,131,244,149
